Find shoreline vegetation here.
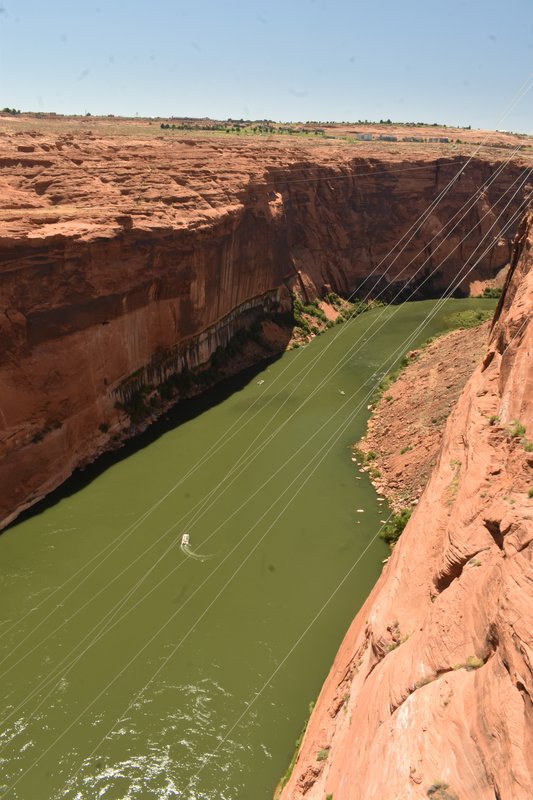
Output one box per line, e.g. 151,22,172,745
289,292,385,349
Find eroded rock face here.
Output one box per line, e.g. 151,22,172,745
0,132,529,528
279,211,533,799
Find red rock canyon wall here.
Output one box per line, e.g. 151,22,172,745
0,132,529,527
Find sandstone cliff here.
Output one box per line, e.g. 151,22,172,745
279,210,533,799
0,130,529,528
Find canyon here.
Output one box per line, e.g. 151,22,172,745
0,117,531,799
279,211,533,799
0,122,530,529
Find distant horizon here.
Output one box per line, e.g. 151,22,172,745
1,1,531,134
3,108,529,135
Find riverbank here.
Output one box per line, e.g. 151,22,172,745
356,318,492,512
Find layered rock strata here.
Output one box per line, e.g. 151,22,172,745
0,131,530,528
280,210,533,799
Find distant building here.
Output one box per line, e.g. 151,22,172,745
428,137,449,143
378,134,397,142
354,133,372,141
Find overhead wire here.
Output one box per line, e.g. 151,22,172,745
2,184,529,796
0,162,530,737
187,314,533,794
55,199,531,799
1,128,528,663
1,156,528,690
1,75,532,792
0,73,533,652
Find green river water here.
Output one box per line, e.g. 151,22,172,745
0,298,495,800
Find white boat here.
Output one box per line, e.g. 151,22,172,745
181,533,190,546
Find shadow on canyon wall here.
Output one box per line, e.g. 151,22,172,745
7,353,282,532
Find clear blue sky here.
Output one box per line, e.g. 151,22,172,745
1,0,532,130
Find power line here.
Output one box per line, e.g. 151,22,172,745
2,183,528,797
1,157,528,691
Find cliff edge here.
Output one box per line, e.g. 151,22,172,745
280,209,533,799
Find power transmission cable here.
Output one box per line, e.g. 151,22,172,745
1,133,527,664
1,161,528,694
1,186,528,797
2,78,528,792
0,167,529,746
186,312,532,795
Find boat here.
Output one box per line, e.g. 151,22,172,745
181,533,190,546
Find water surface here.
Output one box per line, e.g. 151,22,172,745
0,298,495,799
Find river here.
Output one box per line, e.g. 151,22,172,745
0,298,496,799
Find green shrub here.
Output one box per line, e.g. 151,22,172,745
481,286,502,299
511,420,526,438
400,445,412,455
316,749,329,762
324,292,341,307
379,508,412,545
528,488,533,498
488,415,499,426
465,655,484,670
427,782,458,800
123,391,148,424
444,309,493,329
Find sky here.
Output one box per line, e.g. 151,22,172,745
0,0,532,131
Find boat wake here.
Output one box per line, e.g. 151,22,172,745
180,534,214,561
